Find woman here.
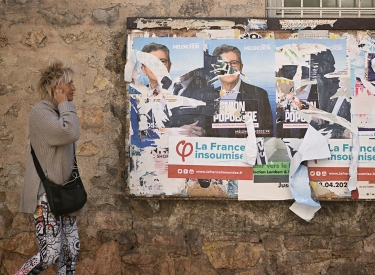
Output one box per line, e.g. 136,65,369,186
17,59,82,274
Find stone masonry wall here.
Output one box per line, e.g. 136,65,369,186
1,1,375,275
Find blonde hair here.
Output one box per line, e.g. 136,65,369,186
37,59,75,102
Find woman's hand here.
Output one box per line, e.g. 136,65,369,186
54,88,68,104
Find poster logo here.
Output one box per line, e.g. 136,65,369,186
176,140,193,162
173,43,200,49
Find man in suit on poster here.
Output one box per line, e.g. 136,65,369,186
208,44,274,137
140,42,208,136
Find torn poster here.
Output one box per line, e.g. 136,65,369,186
275,39,348,139
238,137,293,201
349,32,375,134
308,138,375,199
253,138,290,184
124,34,374,211
204,38,276,138
127,38,206,196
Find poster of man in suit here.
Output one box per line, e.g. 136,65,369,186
205,39,276,138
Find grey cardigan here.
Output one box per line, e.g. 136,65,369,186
19,100,83,215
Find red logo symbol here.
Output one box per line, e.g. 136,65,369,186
176,140,193,162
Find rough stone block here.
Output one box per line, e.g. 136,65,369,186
203,241,261,269
95,241,122,275
262,235,282,252
331,237,363,258
284,235,310,251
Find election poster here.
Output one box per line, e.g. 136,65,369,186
350,32,375,135
205,39,276,138
128,37,206,196
308,138,375,199
275,39,349,139
125,34,375,207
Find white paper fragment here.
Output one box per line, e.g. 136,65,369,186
348,129,359,191
298,30,329,39
289,164,320,207
286,126,330,210
289,202,321,222
124,50,137,82
245,19,268,31
289,126,331,176
280,20,336,30
238,181,293,201
329,74,350,99
135,18,236,30
263,138,279,159
196,29,237,39
242,119,257,166
124,50,171,84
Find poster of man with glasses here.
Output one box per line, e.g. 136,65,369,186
205,39,275,138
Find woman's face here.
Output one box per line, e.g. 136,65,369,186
57,80,76,101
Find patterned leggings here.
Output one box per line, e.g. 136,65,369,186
16,193,80,275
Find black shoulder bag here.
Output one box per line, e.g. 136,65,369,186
31,145,87,216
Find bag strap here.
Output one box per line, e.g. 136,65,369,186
30,144,77,182
30,145,47,182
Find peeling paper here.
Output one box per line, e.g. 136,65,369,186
240,32,263,39
280,20,336,30
242,119,257,165
124,49,171,84
239,137,293,201
298,30,329,39
255,138,267,165
287,125,331,208
245,19,268,31
299,108,359,191
130,84,207,131
311,181,346,199
130,145,186,196
289,201,321,222
327,72,351,99
196,29,238,39
351,78,375,129
135,18,236,30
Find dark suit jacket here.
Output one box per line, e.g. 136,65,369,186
165,76,217,128
207,81,274,138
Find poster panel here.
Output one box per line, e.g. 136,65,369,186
239,137,293,200
275,39,349,139
129,37,206,196
308,138,375,199
126,35,375,203
205,39,276,138
350,33,375,134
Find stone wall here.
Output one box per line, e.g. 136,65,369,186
1,1,375,275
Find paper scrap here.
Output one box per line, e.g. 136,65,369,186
289,201,321,222
242,119,257,166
